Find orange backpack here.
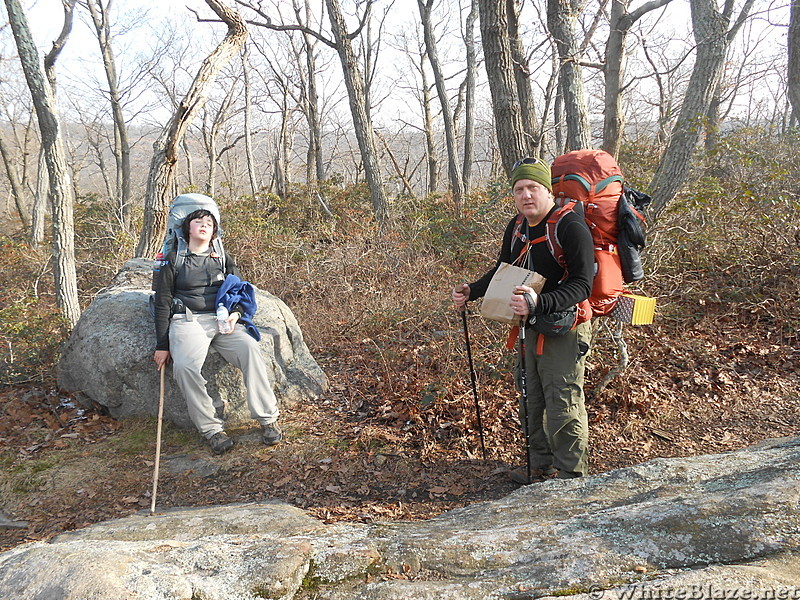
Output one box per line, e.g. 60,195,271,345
550,149,636,317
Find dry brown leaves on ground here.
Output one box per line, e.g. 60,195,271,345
1,309,799,553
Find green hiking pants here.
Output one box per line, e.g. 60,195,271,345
515,320,591,478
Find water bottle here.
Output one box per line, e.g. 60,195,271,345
216,304,231,334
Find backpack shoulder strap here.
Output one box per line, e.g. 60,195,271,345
512,204,576,269
174,238,227,275
174,238,189,272
544,201,577,269
511,214,527,265
212,238,227,272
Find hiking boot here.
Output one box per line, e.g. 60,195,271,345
261,423,283,446
509,465,557,485
208,431,234,455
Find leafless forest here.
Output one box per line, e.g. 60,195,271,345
0,0,796,279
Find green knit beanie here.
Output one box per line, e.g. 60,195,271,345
510,158,552,192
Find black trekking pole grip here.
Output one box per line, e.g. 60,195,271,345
461,308,487,461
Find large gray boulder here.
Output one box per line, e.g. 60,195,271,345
57,258,327,429
1,437,799,599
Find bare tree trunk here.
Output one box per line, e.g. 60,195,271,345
236,0,380,205
274,93,290,203
640,38,672,148
85,0,132,227
305,44,325,184
84,124,115,201
241,43,258,197
507,0,538,149
287,33,315,187
537,41,561,154
203,113,217,197
462,0,478,194
704,83,722,151
65,135,84,206
649,0,756,218
202,80,238,197
136,0,248,258
19,111,36,196
553,81,565,153
418,0,464,217
31,147,47,245
603,0,628,157
478,0,531,175
420,58,439,196
0,134,31,230
325,0,388,223
298,0,325,185
788,0,800,125
602,0,673,157
182,139,195,188
274,136,286,204
5,0,81,326
360,8,388,128
547,0,591,150
378,132,414,197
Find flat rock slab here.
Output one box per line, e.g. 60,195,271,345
160,454,221,478
1,437,799,599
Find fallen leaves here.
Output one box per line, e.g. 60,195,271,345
2,298,799,556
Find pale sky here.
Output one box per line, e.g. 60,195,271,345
24,0,204,58
7,0,791,133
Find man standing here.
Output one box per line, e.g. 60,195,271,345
452,158,594,482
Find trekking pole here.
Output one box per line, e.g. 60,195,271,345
150,365,166,516
518,319,532,483
459,295,487,461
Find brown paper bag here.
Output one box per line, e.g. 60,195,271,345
479,262,546,325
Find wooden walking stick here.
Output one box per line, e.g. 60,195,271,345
150,365,166,515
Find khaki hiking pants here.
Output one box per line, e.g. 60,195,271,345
516,320,591,478
169,312,279,438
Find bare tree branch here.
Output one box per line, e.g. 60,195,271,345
136,0,249,258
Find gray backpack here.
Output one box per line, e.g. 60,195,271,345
151,193,227,290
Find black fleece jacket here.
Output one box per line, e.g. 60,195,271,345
153,249,241,351
468,206,594,315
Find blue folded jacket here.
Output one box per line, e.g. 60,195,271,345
215,274,261,342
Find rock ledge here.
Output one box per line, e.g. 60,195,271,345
1,437,798,599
